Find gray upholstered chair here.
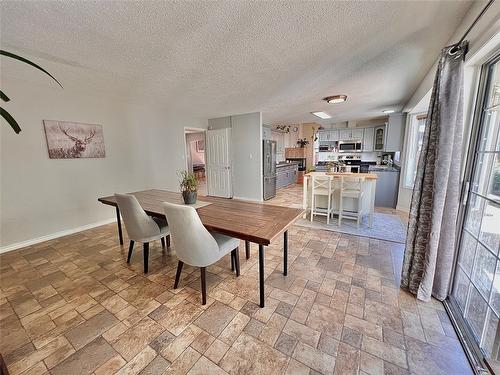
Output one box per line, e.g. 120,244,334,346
114,193,170,273
162,201,240,305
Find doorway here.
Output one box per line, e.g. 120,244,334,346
184,128,207,196
448,54,500,368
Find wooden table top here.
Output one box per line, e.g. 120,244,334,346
98,189,304,246
305,172,378,180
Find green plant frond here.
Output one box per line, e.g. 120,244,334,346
0,107,21,133
178,170,199,192
0,50,63,88
0,90,10,102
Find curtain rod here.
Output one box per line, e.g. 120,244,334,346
450,0,495,53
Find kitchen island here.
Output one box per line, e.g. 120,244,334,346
303,172,378,227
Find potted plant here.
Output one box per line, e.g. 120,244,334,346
178,170,198,204
297,138,309,148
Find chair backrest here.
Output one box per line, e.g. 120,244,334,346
312,174,333,195
114,193,160,242
341,176,365,191
162,202,220,267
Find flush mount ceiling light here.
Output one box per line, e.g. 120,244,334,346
311,111,332,119
382,109,395,114
323,95,347,104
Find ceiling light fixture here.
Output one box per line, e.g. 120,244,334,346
323,95,347,104
311,111,332,119
382,109,395,114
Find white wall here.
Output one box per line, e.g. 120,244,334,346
208,112,263,201
0,77,206,250
231,112,263,201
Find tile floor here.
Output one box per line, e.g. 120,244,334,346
0,185,472,375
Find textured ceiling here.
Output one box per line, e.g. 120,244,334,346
0,1,473,125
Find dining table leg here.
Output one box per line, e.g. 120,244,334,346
259,244,265,308
245,240,250,260
115,206,123,245
283,230,288,276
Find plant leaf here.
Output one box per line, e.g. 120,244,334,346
0,50,63,88
0,107,21,133
0,90,10,102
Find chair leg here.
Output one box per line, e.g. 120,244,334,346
160,237,166,249
143,242,149,273
310,194,314,222
230,252,235,271
127,241,134,263
174,261,183,289
200,267,207,305
232,248,240,277
166,235,171,248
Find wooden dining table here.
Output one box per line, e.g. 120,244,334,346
98,189,304,307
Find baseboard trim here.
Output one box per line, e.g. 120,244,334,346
396,205,409,213
232,196,263,203
0,218,116,254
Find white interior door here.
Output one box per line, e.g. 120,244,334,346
206,128,232,198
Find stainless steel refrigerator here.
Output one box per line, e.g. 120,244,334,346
263,140,277,200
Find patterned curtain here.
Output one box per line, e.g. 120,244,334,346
401,41,468,302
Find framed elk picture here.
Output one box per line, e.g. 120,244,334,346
43,120,105,159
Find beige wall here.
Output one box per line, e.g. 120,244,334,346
1,77,206,250
299,122,320,171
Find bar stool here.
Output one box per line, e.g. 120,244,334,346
310,174,335,225
338,176,365,228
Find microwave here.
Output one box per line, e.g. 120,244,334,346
338,141,362,152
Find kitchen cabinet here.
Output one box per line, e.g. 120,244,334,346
276,163,298,189
272,131,285,153
339,128,363,140
385,113,406,152
318,130,339,141
373,169,400,208
263,127,272,140
363,127,374,152
328,129,339,141
318,131,329,141
339,129,352,140
374,126,386,151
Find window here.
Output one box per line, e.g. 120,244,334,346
403,113,427,188
450,55,500,364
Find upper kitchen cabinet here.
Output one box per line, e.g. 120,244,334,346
328,129,339,141
339,128,363,140
339,129,351,140
363,127,374,151
262,126,272,140
272,131,285,153
374,125,386,151
318,129,339,141
385,113,407,152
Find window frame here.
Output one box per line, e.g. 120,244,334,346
402,112,427,188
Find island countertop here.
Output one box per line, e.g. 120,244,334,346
305,171,378,180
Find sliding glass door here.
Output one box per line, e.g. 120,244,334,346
450,55,500,365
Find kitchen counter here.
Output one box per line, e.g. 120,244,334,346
303,172,377,227
369,166,400,172
305,171,378,180
276,161,299,168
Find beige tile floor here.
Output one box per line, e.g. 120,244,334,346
0,185,471,375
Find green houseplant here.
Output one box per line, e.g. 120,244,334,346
178,170,199,205
0,50,63,134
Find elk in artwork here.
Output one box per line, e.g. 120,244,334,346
59,126,96,158
43,120,105,159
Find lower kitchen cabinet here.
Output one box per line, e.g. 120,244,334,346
373,170,400,208
276,164,298,189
